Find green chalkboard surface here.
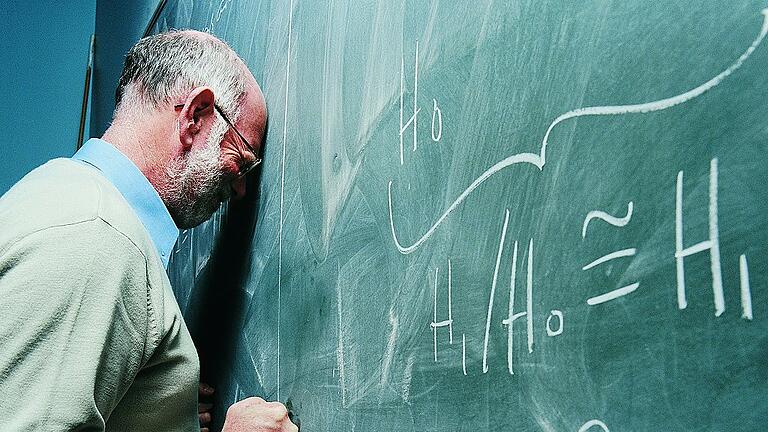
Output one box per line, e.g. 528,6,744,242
158,1,768,430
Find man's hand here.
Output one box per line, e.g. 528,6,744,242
222,397,299,432
198,383,215,432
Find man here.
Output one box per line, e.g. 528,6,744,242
0,30,297,432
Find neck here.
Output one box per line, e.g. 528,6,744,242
101,113,173,190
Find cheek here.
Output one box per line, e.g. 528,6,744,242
219,150,241,176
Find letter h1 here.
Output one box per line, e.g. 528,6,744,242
675,158,724,316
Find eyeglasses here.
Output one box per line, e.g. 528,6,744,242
174,103,262,178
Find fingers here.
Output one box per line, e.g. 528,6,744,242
199,402,214,413
199,382,215,397
198,382,215,431
199,411,212,424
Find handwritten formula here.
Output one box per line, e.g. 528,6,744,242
386,9,768,432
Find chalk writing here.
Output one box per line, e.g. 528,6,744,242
439,155,760,380
399,42,420,165
582,203,640,306
500,239,535,375
675,158,755,319
431,98,443,142
207,0,233,31
483,209,510,373
582,202,634,239
587,283,640,306
740,254,753,320
577,419,610,432
546,310,564,337
387,10,768,254
430,261,454,361
675,158,724,316
582,248,637,271
276,0,295,401
432,230,569,376
399,42,444,164
461,333,467,376
336,263,347,407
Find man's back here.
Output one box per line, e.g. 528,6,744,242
0,159,199,431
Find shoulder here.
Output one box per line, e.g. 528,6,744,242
0,209,161,357
0,214,151,305
0,158,155,260
0,159,101,228
0,159,153,330
0,158,175,349
0,159,105,250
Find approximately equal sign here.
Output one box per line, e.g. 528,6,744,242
581,202,640,305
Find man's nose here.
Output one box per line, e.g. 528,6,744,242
230,176,247,200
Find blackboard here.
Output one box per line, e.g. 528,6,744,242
155,1,768,430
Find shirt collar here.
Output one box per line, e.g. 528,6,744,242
73,138,178,268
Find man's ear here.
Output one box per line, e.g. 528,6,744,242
178,86,216,151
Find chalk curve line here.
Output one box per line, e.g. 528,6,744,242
578,419,610,432
582,201,634,238
388,153,542,254
388,9,768,255
540,8,768,165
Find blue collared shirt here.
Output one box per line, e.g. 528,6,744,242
73,138,178,268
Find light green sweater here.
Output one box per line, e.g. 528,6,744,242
0,159,199,431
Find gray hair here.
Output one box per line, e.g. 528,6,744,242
114,29,246,122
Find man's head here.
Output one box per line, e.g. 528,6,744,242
108,30,266,229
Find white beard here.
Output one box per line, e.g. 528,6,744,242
161,122,230,228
